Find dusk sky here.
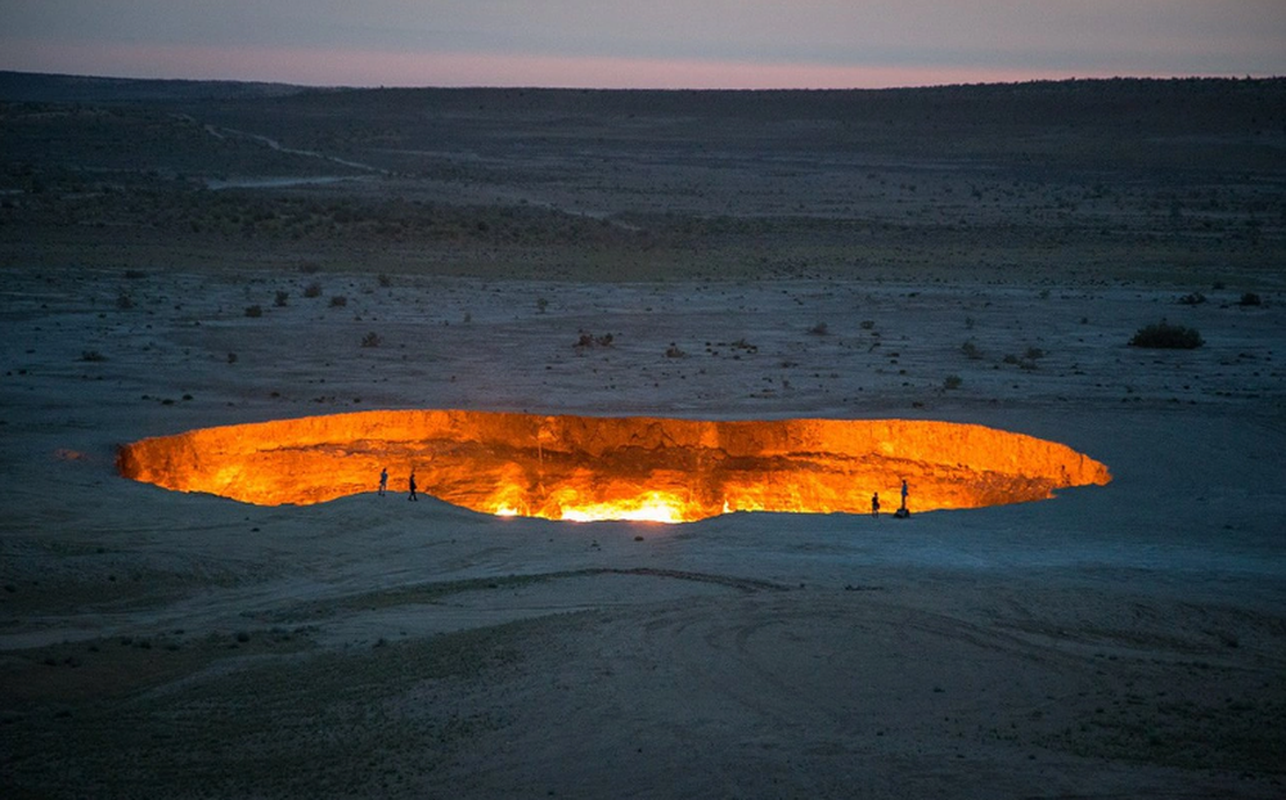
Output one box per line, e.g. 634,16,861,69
1,1,1283,89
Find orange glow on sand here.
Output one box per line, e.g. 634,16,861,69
117,410,1110,523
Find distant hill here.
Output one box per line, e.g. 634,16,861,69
0,70,314,104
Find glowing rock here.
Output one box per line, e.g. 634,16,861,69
117,410,1111,522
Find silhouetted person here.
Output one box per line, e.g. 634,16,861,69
900,479,908,512
378,467,388,496
871,492,880,517
408,471,418,501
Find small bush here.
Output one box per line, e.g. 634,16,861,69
1238,292,1261,307
1177,291,1206,306
377,274,392,288
808,322,829,336
1129,321,1203,349
115,293,134,310
961,340,982,359
361,331,382,348
536,297,549,313
274,290,289,307
329,295,348,308
860,320,875,330
244,305,263,318
303,282,322,298
80,350,107,362
1024,346,1045,360
943,374,963,390
665,343,685,358
575,331,615,348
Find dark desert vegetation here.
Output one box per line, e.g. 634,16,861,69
1129,321,1204,349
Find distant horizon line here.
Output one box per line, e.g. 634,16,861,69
4,66,1283,94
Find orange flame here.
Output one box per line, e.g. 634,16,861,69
116,410,1111,522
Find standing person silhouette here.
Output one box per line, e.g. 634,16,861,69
900,479,908,512
871,492,880,517
408,471,418,502
378,467,388,496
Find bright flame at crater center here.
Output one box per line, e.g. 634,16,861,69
116,410,1111,522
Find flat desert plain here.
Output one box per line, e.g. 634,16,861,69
1,75,1285,798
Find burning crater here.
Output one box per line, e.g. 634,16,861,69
117,410,1110,523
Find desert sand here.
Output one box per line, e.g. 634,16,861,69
1,74,1284,798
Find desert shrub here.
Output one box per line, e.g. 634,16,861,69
575,331,614,348
1177,291,1206,306
808,322,829,336
961,340,982,359
1002,353,1020,365
115,292,134,310
943,374,963,390
329,295,347,307
1129,321,1203,349
227,352,238,364
80,350,107,362
361,331,382,348
244,305,263,318
377,273,392,288
303,282,322,298
665,343,685,358
1238,292,1261,306
1024,346,1045,360
298,261,320,274
274,290,289,307
860,320,875,330
536,297,549,313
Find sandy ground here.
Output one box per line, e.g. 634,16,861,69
1,262,1284,798
2,76,1285,797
